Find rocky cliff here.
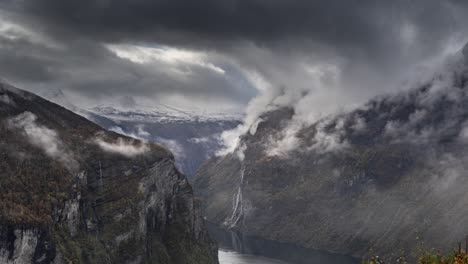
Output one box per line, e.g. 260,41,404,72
194,44,468,258
0,81,218,264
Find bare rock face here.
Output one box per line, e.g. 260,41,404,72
0,82,218,264
194,44,468,258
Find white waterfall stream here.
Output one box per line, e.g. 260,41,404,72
224,165,245,228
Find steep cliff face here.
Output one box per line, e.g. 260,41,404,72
0,82,218,264
194,45,468,257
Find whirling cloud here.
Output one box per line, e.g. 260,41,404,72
7,111,78,171
155,137,185,159
0,94,14,106
94,136,149,157
459,123,468,142
2,0,468,159
246,42,468,158
2,1,468,117
109,124,150,141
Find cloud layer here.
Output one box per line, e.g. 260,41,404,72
1,1,468,125
94,136,149,157
7,111,78,170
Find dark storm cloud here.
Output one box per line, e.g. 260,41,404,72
13,0,467,57
1,0,468,112
0,4,257,109
0,37,57,82
0,31,253,100
20,0,376,41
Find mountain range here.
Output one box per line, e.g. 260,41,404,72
194,43,468,258
37,90,241,178
87,106,240,178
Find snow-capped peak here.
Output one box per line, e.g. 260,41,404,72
90,104,243,123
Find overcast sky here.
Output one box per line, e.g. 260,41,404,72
1,0,468,114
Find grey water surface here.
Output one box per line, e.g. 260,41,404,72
208,223,360,264
219,249,291,264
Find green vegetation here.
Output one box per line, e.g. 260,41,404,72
365,251,468,264
164,219,218,264
0,151,73,226
53,225,110,264
364,243,468,264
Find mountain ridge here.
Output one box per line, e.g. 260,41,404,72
194,43,468,258
0,81,218,264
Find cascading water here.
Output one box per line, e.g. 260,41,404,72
224,164,245,228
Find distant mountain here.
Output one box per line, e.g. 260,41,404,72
36,89,241,178
0,81,218,263
35,87,79,113
90,105,243,123
87,106,241,178
194,44,468,258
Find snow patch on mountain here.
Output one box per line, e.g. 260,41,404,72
91,105,243,123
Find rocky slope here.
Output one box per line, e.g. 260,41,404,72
0,82,218,264
194,44,468,258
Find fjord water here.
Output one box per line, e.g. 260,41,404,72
208,223,360,264
219,250,290,264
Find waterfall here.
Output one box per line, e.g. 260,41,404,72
224,164,245,228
